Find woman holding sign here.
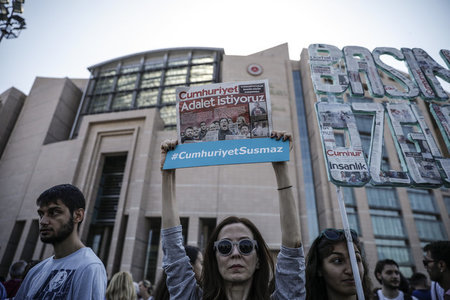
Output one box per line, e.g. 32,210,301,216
160,131,305,300
305,228,373,300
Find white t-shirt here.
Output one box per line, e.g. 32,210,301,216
15,247,107,299
377,289,418,300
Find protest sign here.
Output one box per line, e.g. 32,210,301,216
163,80,289,169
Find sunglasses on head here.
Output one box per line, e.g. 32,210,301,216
319,228,359,242
214,239,258,256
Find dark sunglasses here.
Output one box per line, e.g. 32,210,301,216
423,259,437,267
214,239,258,256
319,228,359,242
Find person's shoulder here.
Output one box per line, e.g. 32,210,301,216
74,247,104,266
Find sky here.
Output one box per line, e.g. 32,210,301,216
0,0,449,94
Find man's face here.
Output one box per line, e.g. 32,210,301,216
185,128,193,137
378,264,400,290
37,199,75,244
193,127,200,137
240,126,249,136
424,251,440,282
220,119,228,130
200,122,207,131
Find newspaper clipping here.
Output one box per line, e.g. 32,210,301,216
176,80,272,144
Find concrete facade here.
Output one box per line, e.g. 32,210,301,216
0,44,449,285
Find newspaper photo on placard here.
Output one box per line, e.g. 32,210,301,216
176,80,272,144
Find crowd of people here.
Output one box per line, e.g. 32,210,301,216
0,132,449,299
181,115,269,143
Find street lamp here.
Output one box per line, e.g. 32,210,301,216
0,0,26,43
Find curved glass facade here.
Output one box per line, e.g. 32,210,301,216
72,47,223,135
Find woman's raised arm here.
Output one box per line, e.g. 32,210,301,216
160,139,180,229
271,131,302,248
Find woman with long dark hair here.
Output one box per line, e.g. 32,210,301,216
160,131,305,300
305,228,373,300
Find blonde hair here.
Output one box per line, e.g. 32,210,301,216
106,271,136,300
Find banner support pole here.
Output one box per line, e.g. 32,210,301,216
336,185,365,300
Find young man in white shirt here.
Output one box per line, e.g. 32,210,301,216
15,184,107,299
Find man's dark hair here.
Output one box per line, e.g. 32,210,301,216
9,260,27,279
424,241,450,266
409,272,428,288
36,184,85,216
374,259,399,284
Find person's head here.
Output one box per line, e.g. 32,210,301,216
185,127,194,137
9,260,27,279
138,279,152,297
423,241,450,284
202,216,274,300
36,184,85,244
23,260,41,280
200,121,207,131
236,116,246,126
374,259,400,289
213,121,220,130
409,272,429,290
219,118,229,130
185,245,203,282
305,228,372,300
105,271,136,300
240,124,249,136
193,126,200,138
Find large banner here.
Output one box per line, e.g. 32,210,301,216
176,80,272,143
309,44,450,188
163,80,290,169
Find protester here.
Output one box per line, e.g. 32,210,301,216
21,260,41,281
138,280,153,300
423,241,450,300
410,272,431,300
106,271,136,300
153,245,202,300
305,228,372,300
374,259,417,300
160,131,305,299
15,184,107,299
2,260,26,298
0,282,6,300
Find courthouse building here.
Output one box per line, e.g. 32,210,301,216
0,43,449,283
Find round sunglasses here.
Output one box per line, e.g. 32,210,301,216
214,239,258,256
319,228,359,242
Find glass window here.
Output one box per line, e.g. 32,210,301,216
161,87,176,104
145,57,164,70
408,189,437,213
371,211,406,238
140,71,162,89
164,67,188,86
116,74,137,91
190,64,214,83
444,196,450,215
168,57,188,67
137,89,158,107
414,214,447,241
366,187,400,208
99,68,116,77
160,106,177,126
93,77,115,95
112,92,133,110
192,53,214,64
121,65,139,74
89,95,109,113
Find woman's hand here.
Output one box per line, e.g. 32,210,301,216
270,130,293,151
160,139,178,171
